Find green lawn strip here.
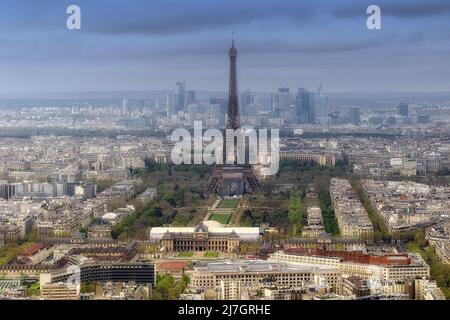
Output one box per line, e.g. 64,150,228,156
218,198,240,209
178,252,194,258
204,251,219,258
208,213,232,224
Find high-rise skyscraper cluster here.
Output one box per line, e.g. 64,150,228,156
166,81,204,125
166,81,227,127
165,80,329,127
269,85,329,125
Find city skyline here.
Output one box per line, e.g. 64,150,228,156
0,0,449,94
2,0,450,305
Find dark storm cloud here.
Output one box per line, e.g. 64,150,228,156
85,0,318,35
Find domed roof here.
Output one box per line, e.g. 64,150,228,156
102,212,118,220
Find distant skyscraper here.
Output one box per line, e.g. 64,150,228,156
186,90,196,106
270,93,279,111
209,104,221,121
296,87,316,124
271,88,291,112
398,102,409,116
210,98,228,116
278,88,291,111
270,88,293,122
296,87,306,123
166,94,176,118
349,107,361,124
315,84,329,118
176,81,185,112
241,91,256,117
188,104,198,126
122,99,128,116
241,90,252,106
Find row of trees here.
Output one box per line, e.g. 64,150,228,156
406,230,450,299
351,179,391,241
318,190,340,236
241,208,288,231
141,159,210,178
95,179,116,193
288,191,305,236
0,241,38,266
152,275,190,300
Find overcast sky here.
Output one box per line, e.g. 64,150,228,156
0,0,449,94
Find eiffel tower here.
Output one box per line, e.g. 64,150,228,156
204,38,260,197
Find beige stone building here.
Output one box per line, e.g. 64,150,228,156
149,222,259,253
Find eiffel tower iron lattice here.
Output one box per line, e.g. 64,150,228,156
204,38,260,197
